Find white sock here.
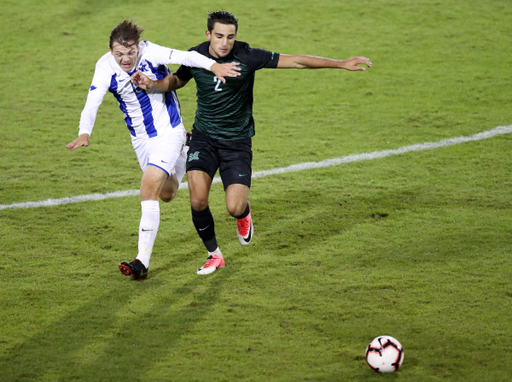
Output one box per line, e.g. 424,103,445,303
208,247,223,258
136,200,160,269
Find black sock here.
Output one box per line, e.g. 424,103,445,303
191,207,218,252
234,203,250,220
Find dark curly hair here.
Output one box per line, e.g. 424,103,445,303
207,11,238,33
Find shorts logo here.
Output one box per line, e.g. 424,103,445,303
188,151,200,162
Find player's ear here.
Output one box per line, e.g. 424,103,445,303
206,30,211,40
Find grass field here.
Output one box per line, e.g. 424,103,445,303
1,0,512,380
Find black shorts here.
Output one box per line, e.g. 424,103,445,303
186,129,252,190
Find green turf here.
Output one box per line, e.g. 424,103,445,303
1,0,512,380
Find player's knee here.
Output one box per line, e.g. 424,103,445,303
159,189,177,203
190,197,208,211
140,185,160,201
226,202,245,218
159,175,179,202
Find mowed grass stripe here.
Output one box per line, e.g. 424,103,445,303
1,124,510,211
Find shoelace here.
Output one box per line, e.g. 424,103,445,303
237,216,250,235
203,255,216,267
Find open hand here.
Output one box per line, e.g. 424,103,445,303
343,57,372,71
66,133,90,151
211,62,241,83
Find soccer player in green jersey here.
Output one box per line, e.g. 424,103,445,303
132,10,372,275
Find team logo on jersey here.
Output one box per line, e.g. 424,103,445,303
89,85,97,91
188,151,200,162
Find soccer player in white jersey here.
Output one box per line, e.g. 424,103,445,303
66,20,240,280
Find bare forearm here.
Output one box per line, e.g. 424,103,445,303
132,72,184,92
278,54,372,71
288,55,344,69
150,76,174,92
155,74,185,91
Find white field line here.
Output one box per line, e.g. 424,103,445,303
2,125,511,211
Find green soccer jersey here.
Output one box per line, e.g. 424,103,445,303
176,41,280,140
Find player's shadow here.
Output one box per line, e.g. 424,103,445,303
250,178,427,254
249,187,361,252
0,267,235,380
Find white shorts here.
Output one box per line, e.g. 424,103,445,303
132,124,187,183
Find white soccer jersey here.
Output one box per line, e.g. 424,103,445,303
78,41,215,140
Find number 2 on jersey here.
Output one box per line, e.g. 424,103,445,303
213,76,222,92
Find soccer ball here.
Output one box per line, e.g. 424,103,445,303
365,335,404,373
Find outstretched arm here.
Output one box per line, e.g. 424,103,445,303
277,54,372,71
170,50,240,83
131,72,189,92
66,66,109,151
